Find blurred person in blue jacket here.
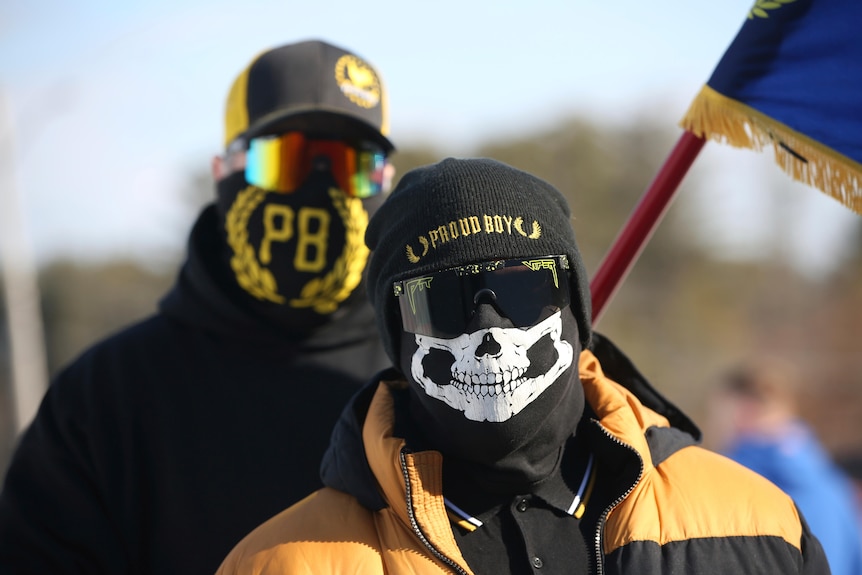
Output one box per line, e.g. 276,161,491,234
836,452,862,552
709,358,862,575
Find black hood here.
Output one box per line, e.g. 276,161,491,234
318,369,396,512
159,204,380,350
318,333,701,511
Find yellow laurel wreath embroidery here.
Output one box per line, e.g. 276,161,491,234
405,236,430,263
406,245,420,264
748,0,796,19
289,188,369,314
514,218,543,239
225,185,285,303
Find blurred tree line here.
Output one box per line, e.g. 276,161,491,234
2,113,861,475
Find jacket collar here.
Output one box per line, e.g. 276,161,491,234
579,350,670,477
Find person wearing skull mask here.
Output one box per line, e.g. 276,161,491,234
0,40,394,575
217,158,829,575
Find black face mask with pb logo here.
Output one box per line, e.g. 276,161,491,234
215,168,385,335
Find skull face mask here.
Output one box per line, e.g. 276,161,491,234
395,256,586,471
410,311,573,422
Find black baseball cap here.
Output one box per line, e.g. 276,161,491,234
223,39,394,153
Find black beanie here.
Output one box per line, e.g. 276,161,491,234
366,157,592,366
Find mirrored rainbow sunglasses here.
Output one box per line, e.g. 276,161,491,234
229,132,389,198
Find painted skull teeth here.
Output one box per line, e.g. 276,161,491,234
450,378,520,397
410,311,573,422
453,367,527,388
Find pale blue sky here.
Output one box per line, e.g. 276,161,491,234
1,0,858,276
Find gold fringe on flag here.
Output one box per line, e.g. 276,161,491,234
680,85,862,215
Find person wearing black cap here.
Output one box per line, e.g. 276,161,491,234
0,39,394,574
217,158,829,575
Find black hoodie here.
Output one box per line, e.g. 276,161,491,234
0,205,389,575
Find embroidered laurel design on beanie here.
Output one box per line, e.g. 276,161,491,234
365,157,592,365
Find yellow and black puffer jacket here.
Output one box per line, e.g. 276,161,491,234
217,335,829,575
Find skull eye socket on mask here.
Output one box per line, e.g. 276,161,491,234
393,255,571,339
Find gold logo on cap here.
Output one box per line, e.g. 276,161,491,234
334,55,381,109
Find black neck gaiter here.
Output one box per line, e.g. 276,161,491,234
215,169,384,336
399,306,585,493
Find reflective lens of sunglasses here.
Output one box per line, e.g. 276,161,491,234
244,132,388,198
394,256,571,339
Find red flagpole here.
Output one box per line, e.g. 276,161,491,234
590,130,707,325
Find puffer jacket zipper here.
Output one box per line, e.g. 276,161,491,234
591,421,644,575
399,450,470,575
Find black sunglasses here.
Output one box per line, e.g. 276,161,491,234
393,255,571,339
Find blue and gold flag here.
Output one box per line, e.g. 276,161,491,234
680,0,862,214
